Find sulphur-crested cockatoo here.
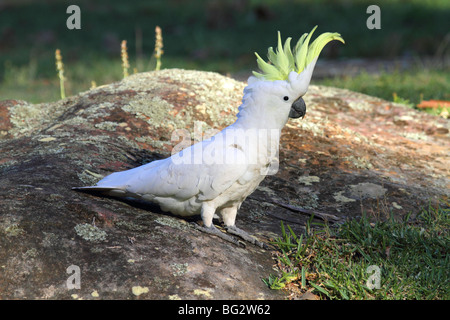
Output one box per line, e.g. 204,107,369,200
74,26,344,248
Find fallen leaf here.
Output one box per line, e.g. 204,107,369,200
298,291,320,300
417,100,450,109
38,137,56,142
385,246,391,259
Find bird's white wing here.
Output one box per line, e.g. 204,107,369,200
89,137,253,203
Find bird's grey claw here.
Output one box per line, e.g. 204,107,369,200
225,226,268,249
192,223,246,248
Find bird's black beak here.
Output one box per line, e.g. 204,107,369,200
289,96,306,119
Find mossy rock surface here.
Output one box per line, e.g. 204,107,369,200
0,69,448,299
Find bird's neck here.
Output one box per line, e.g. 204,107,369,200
225,105,283,167
234,101,288,131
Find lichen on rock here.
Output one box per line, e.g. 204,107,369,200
74,223,107,242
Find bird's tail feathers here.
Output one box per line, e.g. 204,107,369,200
72,186,128,197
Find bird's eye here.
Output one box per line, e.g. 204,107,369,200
283,96,289,101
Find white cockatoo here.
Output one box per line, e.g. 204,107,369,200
74,26,344,247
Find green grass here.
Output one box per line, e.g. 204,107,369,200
314,67,450,116
264,202,449,299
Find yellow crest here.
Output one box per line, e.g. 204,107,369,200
253,26,345,81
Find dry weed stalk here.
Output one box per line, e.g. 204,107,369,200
154,26,164,70
55,49,66,99
121,40,130,78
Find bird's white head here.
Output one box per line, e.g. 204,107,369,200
236,26,344,129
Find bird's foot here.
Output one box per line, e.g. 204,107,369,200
225,226,269,250
192,223,245,248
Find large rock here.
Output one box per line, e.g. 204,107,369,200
0,69,448,299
